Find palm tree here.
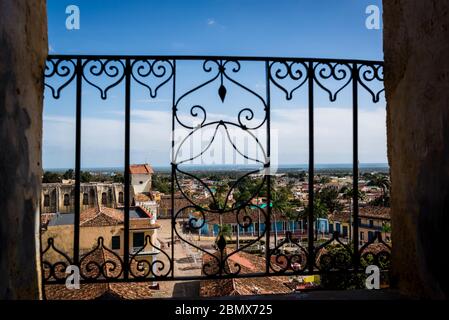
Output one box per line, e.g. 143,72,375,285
215,224,232,247
271,186,292,247
316,185,343,213
367,174,390,206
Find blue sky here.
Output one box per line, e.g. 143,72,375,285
44,0,386,169
48,0,382,58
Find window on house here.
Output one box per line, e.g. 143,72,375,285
44,194,50,207
63,194,70,206
360,231,365,241
329,223,334,233
101,192,107,205
118,192,124,204
369,219,374,227
83,193,88,205
342,226,348,237
368,231,375,241
133,232,145,248
111,236,120,250
89,189,95,205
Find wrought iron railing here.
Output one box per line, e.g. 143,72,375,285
42,55,389,287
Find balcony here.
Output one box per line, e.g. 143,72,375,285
41,55,389,298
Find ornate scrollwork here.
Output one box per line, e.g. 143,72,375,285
174,59,267,130
41,238,73,281
314,62,352,101
129,235,172,279
42,55,386,286
268,231,308,274
314,232,353,272
44,59,76,99
269,61,308,100
173,206,222,276
358,63,384,102
82,59,125,99
78,237,124,280
131,59,174,98
359,232,391,270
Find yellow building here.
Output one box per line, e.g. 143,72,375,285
41,206,161,279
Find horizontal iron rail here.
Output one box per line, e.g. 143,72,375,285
47,54,383,65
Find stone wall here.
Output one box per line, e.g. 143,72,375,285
0,0,47,299
41,183,126,214
383,0,449,298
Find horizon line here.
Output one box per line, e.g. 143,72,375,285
43,162,390,171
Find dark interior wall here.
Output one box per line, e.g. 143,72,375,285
0,0,47,299
383,0,449,298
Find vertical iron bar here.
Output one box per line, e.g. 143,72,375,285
352,63,360,269
73,58,82,265
307,61,315,274
265,61,271,273
123,58,131,279
171,60,176,278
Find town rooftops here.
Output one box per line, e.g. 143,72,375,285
129,164,154,175
200,250,290,297
328,210,351,223
359,206,391,220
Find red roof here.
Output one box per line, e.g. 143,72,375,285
129,164,154,174
200,250,291,297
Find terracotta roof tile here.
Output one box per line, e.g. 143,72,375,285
200,250,290,297
78,206,156,229
80,207,123,227
359,206,391,219
129,164,154,174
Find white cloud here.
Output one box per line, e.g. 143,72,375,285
207,18,216,26
42,107,387,168
271,106,387,164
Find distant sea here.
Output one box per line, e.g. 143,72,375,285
45,163,389,174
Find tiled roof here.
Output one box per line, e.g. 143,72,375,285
159,194,192,209
45,247,154,300
80,207,123,227
77,206,158,229
328,210,351,223
129,164,154,174
200,250,290,297
359,206,391,219
360,243,391,254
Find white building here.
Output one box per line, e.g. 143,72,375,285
130,164,154,195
